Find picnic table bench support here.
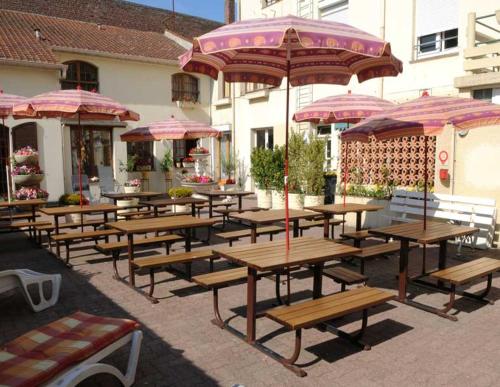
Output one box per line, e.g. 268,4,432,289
247,267,257,344
128,234,135,286
398,239,409,302
312,263,324,299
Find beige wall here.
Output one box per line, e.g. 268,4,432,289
0,64,65,199
1,51,214,199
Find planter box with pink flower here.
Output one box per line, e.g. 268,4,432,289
123,178,141,193
13,146,38,164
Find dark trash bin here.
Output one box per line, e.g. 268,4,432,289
324,174,337,204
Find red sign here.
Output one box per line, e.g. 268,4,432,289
438,150,448,164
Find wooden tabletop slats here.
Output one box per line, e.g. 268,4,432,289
369,221,479,244
107,215,216,234
266,287,394,330
213,237,360,271
102,192,162,200
230,209,320,224
40,204,119,216
352,242,419,259
141,197,207,207
431,257,500,285
0,199,47,208
195,190,253,197
305,203,383,215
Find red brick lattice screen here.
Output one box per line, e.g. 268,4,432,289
340,136,436,187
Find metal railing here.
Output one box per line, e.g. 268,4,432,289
414,32,458,58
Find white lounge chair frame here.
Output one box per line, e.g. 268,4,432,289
45,330,143,387
0,269,61,312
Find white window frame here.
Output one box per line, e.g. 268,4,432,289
319,0,348,21
416,28,458,59
252,127,274,150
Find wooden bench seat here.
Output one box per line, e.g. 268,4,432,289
34,220,106,246
265,286,395,376
214,207,265,228
216,225,285,246
352,241,419,274
96,234,184,279
298,218,344,238
51,229,123,266
323,266,368,291
340,230,373,247
131,249,219,302
195,200,237,217
118,209,154,219
428,257,500,320
194,267,277,328
9,220,51,229
0,212,40,221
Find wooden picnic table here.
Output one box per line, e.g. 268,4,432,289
102,191,163,205
369,221,479,316
305,203,383,238
0,199,47,222
39,204,119,234
230,209,320,243
213,237,360,343
139,197,207,217
107,215,217,287
195,189,253,218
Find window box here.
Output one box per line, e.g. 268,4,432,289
214,98,232,107
176,100,198,109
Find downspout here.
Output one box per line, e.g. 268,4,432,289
379,0,386,98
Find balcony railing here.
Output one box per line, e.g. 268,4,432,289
464,12,500,74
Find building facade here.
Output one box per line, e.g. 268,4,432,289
0,1,220,200
211,0,500,240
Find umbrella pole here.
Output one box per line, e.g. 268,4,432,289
78,113,83,207
343,141,349,207
423,136,428,230
284,35,291,252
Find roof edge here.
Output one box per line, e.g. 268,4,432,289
0,58,65,70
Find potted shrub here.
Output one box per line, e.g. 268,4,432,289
189,146,209,156
123,178,141,194
12,165,44,185
303,135,326,207
168,186,193,213
270,145,285,209
288,132,305,210
160,149,173,180
58,193,89,223
15,186,48,200
250,147,273,208
13,146,38,164
220,154,238,191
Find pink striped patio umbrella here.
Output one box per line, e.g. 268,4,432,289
341,92,500,229
13,88,139,205
293,92,394,124
180,15,403,249
0,90,27,202
293,91,395,208
121,117,220,142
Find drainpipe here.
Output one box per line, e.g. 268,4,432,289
379,0,386,98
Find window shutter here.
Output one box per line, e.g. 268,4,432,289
416,0,458,37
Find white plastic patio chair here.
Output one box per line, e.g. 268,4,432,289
0,269,61,312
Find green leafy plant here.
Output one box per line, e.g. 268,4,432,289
168,187,193,198
270,145,285,192
160,149,173,172
288,131,306,194
303,135,326,196
119,155,138,173
221,153,238,180
58,194,89,205
250,147,273,190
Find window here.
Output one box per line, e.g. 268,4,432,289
415,0,458,58
253,128,273,149
12,122,38,151
320,0,349,23
262,0,281,7
173,139,198,163
172,74,199,103
61,61,99,91
473,89,492,101
243,83,270,94
222,81,231,99
416,29,458,57
127,142,154,171
70,127,112,177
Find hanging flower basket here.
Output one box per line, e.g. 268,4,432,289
13,174,44,185
13,146,38,164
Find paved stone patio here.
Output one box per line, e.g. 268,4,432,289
1,200,500,386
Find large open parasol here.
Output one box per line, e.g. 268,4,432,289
0,90,27,201
180,15,402,249
121,117,220,141
341,92,500,229
13,88,139,206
